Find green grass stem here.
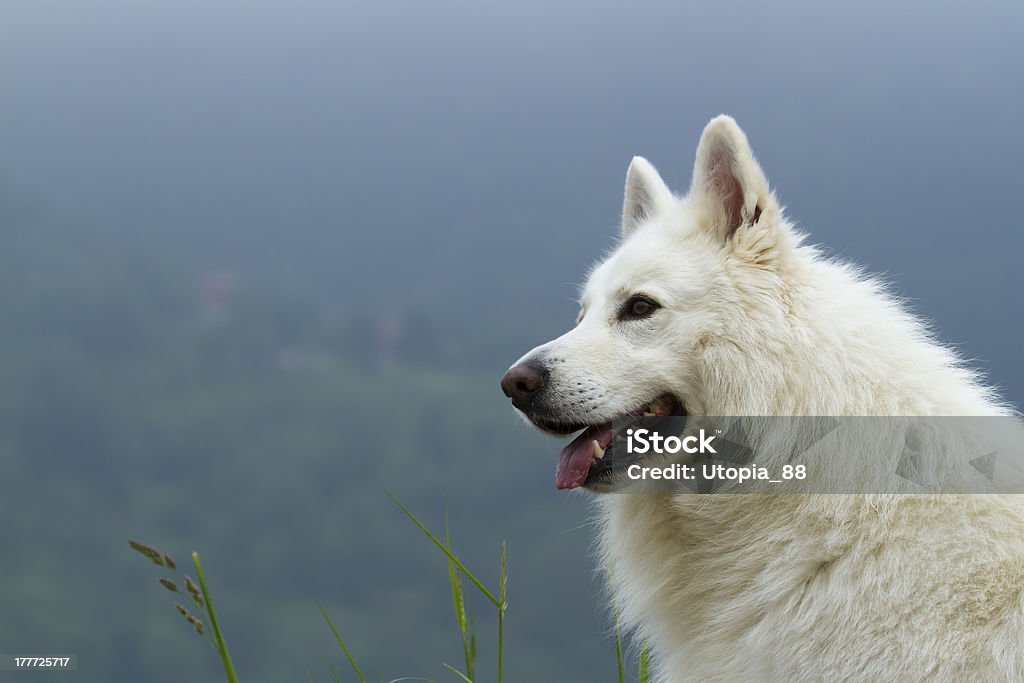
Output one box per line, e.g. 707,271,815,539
191,552,239,683
386,492,501,608
638,643,652,683
318,602,366,683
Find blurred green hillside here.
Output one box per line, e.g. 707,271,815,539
0,193,620,683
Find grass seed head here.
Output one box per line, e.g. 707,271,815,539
184,576,205,608
128,540,166,566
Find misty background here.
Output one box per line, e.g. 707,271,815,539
1,1,1022,681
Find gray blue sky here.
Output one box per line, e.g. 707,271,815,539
3,0,1023,400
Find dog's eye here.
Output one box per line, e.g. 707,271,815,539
620,296,660,320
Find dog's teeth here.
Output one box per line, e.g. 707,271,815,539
593,440,605,459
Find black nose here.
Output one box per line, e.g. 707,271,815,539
500,361,548,411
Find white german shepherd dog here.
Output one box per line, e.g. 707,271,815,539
501,116,1024,681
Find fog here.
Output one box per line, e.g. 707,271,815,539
1,1,1022,680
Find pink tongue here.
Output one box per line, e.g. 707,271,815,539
556,426,612,490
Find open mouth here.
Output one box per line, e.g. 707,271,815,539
536,394,686,490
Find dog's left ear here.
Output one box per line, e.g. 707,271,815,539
622,156,674,238
690,115,773,243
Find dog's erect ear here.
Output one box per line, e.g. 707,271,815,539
622,156,673,238
690,115,772,243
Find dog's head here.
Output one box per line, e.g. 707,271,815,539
502,116,799,491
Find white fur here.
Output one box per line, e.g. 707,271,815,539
512,116,1024,681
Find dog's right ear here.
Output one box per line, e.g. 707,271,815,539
690,115,772,244
622,156,673,238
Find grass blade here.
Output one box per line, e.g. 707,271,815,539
318,602,366,683
614,624,624,683
327,660,343,683
441,663,474,683
444,509,474,680
386,492,500,608
191,552,239,683
467,611,476,674
497,541,507,683
638,643,651,683
607,563,624,683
